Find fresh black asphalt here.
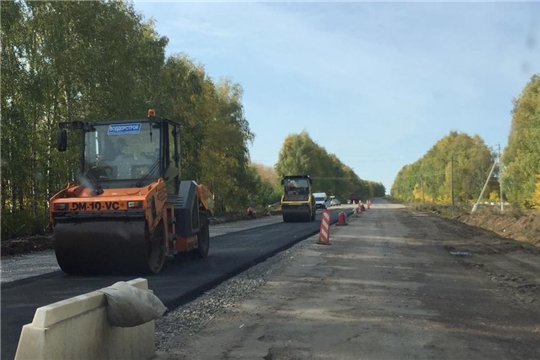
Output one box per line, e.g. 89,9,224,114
2,209,348,359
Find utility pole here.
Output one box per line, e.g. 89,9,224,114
472,161,497,213
451,156,455,207
498,143,504,212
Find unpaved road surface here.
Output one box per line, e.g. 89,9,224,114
155,200,540,360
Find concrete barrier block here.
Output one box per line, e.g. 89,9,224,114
15,278,156,360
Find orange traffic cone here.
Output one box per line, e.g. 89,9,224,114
337,211,348,225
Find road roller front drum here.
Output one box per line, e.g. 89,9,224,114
54,220,163,275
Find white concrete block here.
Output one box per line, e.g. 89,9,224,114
15,278,156,360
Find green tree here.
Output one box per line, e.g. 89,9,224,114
248,164,281,208
198,79,255,213
502,74,540,208
2,0,164,237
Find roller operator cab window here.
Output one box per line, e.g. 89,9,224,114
284,178,310,195
83,122,161,182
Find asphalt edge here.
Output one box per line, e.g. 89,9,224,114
162,209,353,311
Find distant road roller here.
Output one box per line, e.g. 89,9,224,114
49,110,214,274
280,175,316,222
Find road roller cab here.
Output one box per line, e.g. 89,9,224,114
280,175,316,222
49,110,214,275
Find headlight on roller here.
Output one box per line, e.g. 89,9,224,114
127,201,142,208
54,203,68,211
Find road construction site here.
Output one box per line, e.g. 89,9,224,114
1,209,344,359
152,200,540,360
3,199,540,360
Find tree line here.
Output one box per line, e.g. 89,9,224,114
391,132,495,203
1,1,256,237
275,131,386,202
1,1,384,238
391,74,540,209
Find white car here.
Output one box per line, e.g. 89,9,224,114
330,199,341,207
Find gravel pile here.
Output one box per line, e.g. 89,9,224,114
155,233,317,352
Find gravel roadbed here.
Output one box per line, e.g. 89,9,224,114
154,232,318,352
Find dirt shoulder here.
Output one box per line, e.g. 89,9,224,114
154,203,540,360
412,203,540,248
457,209,540,247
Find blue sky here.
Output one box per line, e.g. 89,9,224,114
133,1,539,192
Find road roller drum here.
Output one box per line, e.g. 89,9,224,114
49,110,214,275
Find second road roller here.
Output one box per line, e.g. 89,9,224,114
49,110,214,274
280,175,316,222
